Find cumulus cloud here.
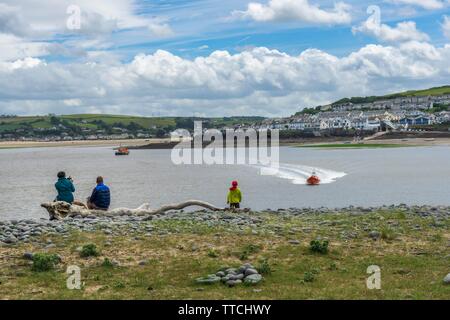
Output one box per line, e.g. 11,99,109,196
353,20,430,43
388,0,448,10
0,0,174,61
1,43,449,116
232,0,352,25
352,6,430,43
0,3,33,37
443,15,450,39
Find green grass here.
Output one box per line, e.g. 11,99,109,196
332,85,450,105
0,114,266,133
387,86,450,98
0,211,448,299
299,143,406,149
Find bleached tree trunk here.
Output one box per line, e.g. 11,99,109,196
41,200,224,220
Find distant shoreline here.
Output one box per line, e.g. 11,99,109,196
1,136,450,150
0,138,169,149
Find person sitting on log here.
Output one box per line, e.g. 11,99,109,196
55,171,75,204
227,180,242,209
87,176,111,211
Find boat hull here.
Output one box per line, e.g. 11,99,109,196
306,176,320,185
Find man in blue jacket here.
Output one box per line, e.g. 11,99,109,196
87,176,111,211
55,171,75,204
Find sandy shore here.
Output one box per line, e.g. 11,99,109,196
0,138,171,149
1,137,450,149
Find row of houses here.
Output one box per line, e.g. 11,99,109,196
328,94,450,112
0,132,153,142
256,110,450,132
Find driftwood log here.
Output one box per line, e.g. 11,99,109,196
41,200,224,221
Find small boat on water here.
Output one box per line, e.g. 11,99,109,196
307,171,321,186
115,147,130,156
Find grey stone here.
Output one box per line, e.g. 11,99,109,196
196,275,221,285
369,231,381,240
288,240,301,245
4,236,17,244
216,271,226,277
226,279,242,287
225,268,237,275
23,252,34,260
229,273,245,281
244,274,262,285
443,273,450,284
244,268,259,276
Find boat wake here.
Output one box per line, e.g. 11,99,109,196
253,163,347,185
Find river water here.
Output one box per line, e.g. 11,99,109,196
0,146,449,220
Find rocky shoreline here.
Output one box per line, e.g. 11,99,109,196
1,204,449,246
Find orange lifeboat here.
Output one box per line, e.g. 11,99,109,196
307,172,320,185
115,147,129,156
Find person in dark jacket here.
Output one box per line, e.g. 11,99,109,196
87,176,111,211
55,171,75,204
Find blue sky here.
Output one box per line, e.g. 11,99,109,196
45,0,450,60
0,0,449,116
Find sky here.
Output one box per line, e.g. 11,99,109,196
0,0,449,117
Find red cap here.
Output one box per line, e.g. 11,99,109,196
230,180,238,190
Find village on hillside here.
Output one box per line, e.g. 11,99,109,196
1,92,449,142
253,93,450,134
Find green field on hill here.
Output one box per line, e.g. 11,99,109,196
0,114,265,133
332,85,450,106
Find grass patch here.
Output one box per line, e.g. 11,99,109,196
0,210,448,299
80,244,100,258
299,143,405,149
239,244,262,261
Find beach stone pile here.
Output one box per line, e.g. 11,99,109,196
1,204,449,246
195,263,263,287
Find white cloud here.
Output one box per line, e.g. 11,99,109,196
443,15,450,39
148,18,175,38
232,0,352,25
0,3,33,37
353,7,430,43
388,0,448,10
0,34,51,61
0,0,174,61
1,43,449,117
353,20,430,43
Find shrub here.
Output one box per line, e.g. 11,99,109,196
80,244,100,258
309,239,329,254
32,253,60,272
101,258,114,267
257,258,272,275
303,272,316,283
207,249,219,258
303,268,320,283
113,281,125,289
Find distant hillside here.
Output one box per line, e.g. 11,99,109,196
0,114,266,139
332,85,450,106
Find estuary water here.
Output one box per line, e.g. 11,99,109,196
0,145,449,220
